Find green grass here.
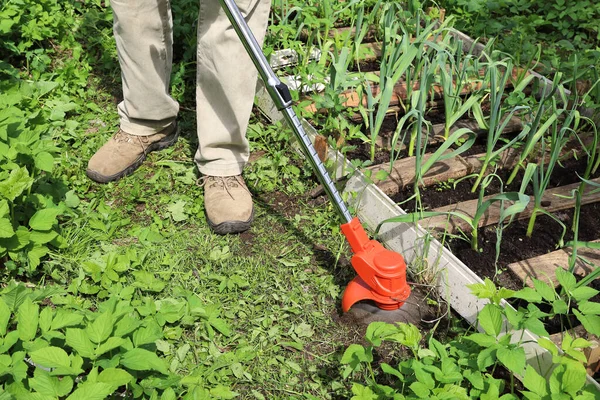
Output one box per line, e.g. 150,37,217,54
43,93,366,397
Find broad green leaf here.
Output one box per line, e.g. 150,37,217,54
97,368,133,388
364,322,394,347
34,152,54,172
552,299,569,315
132,321,162,347
29,369,73,397
0,298,10,336
464,332,497,347
561,360,587,395
51,309,84,330
522,365,547,396
156,298,186,323
0,330,19,353
113,316,141,338
532,279,556,302
0,218,14,239
578,301,600,315
477,346,498,370
537,337,558,356
570,286,599,303
132,271,165,292
574,309,600,336
209,385,239,399
161,387,177,400
28,245,49,269
120,348,168,375
512,287,542,303
294,322,314,339
0,167,33,202
65,329,95,359
86,311,114,344
555,268,576,291
413,362,435,389
2,283,28,311
0,200,9,218
341,344,369,364
95,337,125,357
29,209,61,231
208,316,231,337
65,382,115,400
478,304,503,337
496,346,525,374
29,230,58,245
30,346,70,369
17,297,39,342
64,190,80,208
38,307,53,333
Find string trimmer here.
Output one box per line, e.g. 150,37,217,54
219,0,412,311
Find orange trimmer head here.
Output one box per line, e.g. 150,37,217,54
219,0,412,312
341,218,411,312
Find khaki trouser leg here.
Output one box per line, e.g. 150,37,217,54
111,0,179,136
195,0,271,176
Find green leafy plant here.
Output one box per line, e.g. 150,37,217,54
340,271,600,399
0,282,234,399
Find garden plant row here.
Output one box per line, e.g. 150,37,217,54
265,0,600,396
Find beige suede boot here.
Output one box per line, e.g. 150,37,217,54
202,175,254,234
87,123,179,183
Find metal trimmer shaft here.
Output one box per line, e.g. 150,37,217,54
218,0,353,224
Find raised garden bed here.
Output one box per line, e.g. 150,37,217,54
259,7,600,390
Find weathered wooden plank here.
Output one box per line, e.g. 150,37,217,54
508,240,600,288
368,141,522,196
375,115,523,151
368,153,471,195
421,177,600,233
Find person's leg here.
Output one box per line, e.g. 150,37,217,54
87,0,180,183
195,0,270,233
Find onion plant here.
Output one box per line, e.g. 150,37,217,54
564,109,600,276
435,39,483,140
520,103,580,239
470,58,532,192
505,74,564,185
358,12,443,161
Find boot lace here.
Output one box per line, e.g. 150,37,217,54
197,176,249,199
113,130,150,155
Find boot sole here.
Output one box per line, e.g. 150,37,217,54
207,208,254,235
86,125,180,184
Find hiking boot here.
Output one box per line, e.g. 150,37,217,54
202,175,254,234
86,123,179,183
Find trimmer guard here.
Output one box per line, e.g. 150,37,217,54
341,218,411,311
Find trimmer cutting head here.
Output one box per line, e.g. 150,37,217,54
340,218,411,312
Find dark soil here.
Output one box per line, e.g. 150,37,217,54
387,153,600,292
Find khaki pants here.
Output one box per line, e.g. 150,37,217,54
111,0,270,176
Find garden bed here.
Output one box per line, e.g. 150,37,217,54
258,7,600,389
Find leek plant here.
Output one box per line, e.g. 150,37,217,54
358,11,442,161
505,73,564,185
435,39,483,139
470,58,532,192
520,104,580,239
565,111,600,276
